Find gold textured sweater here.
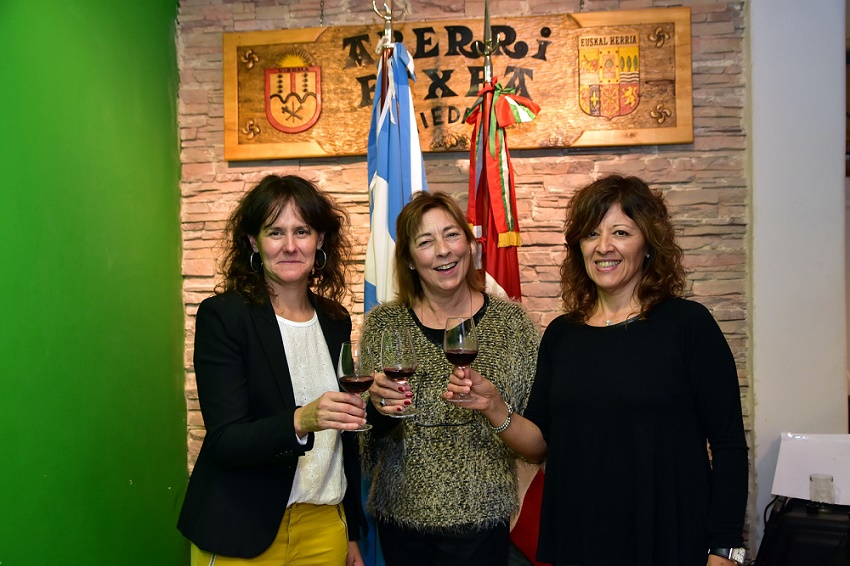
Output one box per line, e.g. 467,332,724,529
360,295,540,533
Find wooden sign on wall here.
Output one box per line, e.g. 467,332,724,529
223,7,692,161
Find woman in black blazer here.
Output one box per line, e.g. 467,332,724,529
178,175,367,566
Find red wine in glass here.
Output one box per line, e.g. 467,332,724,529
381,328,420,418
337,341,372,431
339,374,375,395
383,367,416,382
444,317,478,402
444,350,477,367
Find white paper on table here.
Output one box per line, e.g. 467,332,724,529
771,432,850,505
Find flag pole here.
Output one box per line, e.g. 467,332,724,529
473,0,498,272
471,6,547,557
372,0,394,109
364,3,428,561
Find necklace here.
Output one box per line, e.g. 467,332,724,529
601,312,632,326
597,304,641,327
603,313,642,327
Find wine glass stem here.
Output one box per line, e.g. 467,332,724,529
457,366,468,397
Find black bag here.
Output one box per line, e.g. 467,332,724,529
755,497,850,566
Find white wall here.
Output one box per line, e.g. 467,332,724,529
750,0,848,546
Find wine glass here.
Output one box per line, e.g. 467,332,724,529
443,317,478,403
337,341,373,432
381,328,420,418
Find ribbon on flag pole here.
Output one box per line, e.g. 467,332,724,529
464,78,539,300
465,76,546,565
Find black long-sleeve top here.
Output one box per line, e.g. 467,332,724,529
524,297,748,566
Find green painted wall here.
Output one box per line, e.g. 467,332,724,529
0,1,188,564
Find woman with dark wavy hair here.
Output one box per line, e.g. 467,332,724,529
179,174,366,566
559,174,686,319
448,175,748,566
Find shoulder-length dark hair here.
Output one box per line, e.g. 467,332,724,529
560,175,686,321
218,174,352,316
394,191,484,307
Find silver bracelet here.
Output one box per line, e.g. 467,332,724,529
488,401,513,434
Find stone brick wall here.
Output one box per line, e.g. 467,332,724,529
178,0,750,536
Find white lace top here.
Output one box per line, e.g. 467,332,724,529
277,312,346,506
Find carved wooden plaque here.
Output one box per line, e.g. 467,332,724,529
223,7,692,161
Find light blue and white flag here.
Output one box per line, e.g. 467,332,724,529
364,43,427,312
361,41,428,566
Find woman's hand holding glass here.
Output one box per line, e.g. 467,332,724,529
366,329,416,417
443,365,501,414
337,341,373,432
294,390,368,436
368,328,420,418
443,317,478,402
368,370,414,417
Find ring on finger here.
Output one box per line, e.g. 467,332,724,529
380,397,386,407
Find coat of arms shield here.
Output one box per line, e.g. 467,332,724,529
264,63,322,134
578,34,640,120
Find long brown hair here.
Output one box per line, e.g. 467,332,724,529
560,175,686,320
218,175,352,317
394,191,484,307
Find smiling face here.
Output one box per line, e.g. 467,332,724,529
249,202,324,293
579,202,647,300
410,207,473,300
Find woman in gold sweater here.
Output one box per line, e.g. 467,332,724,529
360,191,539,566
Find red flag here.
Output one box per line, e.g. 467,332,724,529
466,78,547,566
465,78,539,301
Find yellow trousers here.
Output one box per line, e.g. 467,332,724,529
191,503,348,566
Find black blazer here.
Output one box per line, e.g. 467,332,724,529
177,291,363,558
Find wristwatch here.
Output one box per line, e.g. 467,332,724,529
708,548,745,564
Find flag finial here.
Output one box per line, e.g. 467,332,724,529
475,0,499,82
372,0,394,47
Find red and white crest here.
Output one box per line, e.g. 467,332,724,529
265,66,322,133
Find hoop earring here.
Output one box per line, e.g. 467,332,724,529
250,252,262,273
315,248,327,270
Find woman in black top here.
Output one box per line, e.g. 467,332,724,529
446,175,748,566
178,175,366,566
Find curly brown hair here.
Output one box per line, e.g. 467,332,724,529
560,175,686,321
218,175,352,318
394,191,484,308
